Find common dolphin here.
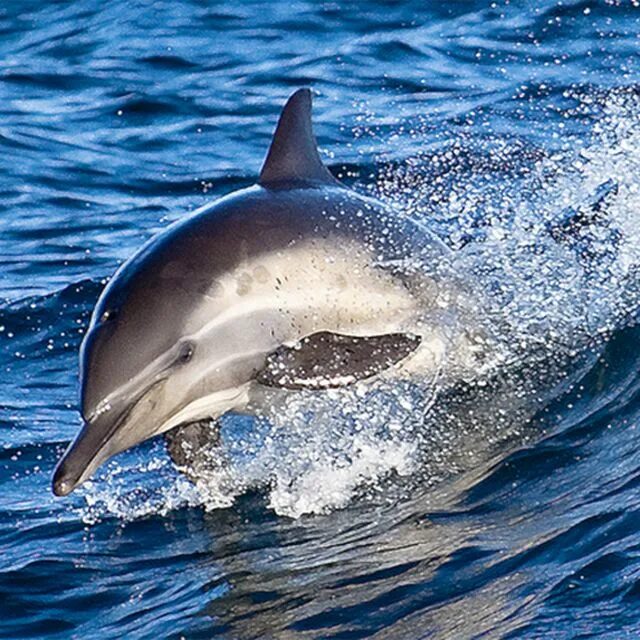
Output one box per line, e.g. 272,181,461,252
52,89,477,497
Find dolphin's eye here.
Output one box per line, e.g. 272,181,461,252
177,342,194,364
100,309,118,324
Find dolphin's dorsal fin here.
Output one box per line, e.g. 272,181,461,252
259,88,337,187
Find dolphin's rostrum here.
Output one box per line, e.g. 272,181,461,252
52,88,455,496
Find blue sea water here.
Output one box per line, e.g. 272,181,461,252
3,0,640,637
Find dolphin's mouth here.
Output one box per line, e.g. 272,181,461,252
51,375,244,496
51,404,132,496
53,376,174,496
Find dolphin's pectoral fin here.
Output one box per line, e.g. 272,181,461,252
164,419,222,476
258,88,338,187
255,331,422,390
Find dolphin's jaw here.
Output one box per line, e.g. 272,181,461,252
51,383,251,496
52,448,108,497
52,439,112,496
159,385,251,434
51,401,135,497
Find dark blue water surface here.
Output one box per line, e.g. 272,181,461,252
4,1,640,638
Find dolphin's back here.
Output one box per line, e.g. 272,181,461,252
106,182,446,307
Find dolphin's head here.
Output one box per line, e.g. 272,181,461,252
52,202,340,497
52,252,226,496
54,224,290,496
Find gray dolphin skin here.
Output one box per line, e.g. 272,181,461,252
52,88,454,497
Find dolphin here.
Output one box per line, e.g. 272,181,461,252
52,88,467,497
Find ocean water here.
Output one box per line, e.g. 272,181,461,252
3,0,640,637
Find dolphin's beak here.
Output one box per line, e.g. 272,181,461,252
52,409,128,496
52,364,172,496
